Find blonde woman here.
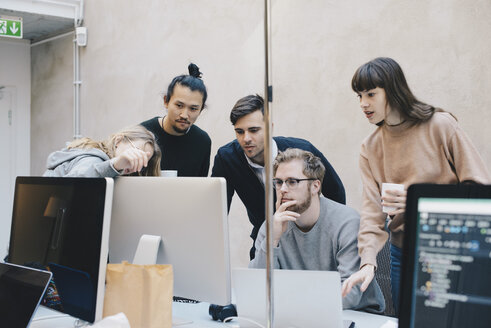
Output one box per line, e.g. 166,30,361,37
44,125,161,177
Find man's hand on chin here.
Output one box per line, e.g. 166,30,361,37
272,195,299,247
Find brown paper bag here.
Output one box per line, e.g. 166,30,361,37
103,261,173,328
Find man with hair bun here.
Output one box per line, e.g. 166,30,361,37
141,63,211,177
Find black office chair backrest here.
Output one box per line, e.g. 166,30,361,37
375,235,395,317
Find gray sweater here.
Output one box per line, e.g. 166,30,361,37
43,148,120,177
249,197,385,313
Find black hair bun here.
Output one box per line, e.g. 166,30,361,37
188,63,203,79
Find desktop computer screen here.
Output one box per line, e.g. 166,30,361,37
109,177,231,305
400,184,491,328
7,177,113,323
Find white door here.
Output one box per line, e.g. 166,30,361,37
0,86,14,260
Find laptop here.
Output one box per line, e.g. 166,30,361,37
400,183,491,328
0,262,52,328
233,268,347,328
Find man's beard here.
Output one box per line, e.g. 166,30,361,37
286,192,312,214
171,122,190,134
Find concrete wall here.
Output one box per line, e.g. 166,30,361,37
0,38,30,260
31,0,491,268
31,35,73,170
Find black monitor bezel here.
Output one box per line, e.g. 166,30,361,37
399,183,491,328
7,176,110,323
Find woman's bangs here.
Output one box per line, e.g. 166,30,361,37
351,64,384,92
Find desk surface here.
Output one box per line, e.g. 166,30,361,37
31,302,398,328
173,301,398,328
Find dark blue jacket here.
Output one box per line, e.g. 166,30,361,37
211,136,346,259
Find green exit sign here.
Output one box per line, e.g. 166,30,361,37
0,16,23,39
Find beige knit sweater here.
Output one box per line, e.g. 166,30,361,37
358,112,490,268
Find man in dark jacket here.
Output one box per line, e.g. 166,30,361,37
211,95,346,259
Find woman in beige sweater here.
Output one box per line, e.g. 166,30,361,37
341,57,490,314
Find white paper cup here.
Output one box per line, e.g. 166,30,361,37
161,170,178,177
381,183,404,213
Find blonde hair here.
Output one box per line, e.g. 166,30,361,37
68,125,161,176
273,148,325,195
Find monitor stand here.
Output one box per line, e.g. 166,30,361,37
132,234,194,326
132,234,161,265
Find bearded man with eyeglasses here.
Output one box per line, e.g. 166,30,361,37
211,95,345,261
249,148,385,313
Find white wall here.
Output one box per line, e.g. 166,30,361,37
0,38,30,259
30,0,491,268
31,33,74,174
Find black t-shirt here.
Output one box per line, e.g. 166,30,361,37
141,117,211,177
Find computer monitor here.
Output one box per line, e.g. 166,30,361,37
400,184,491,328
7,177,113,323
109,177,231,305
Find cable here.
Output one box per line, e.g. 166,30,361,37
223,316,265,328
74,319,90,327
31,314,70,321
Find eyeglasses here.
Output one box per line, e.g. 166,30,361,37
125,137,148,176
125,136,140,150
272,178,316,190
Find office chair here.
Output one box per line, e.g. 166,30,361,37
375,236,395,316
